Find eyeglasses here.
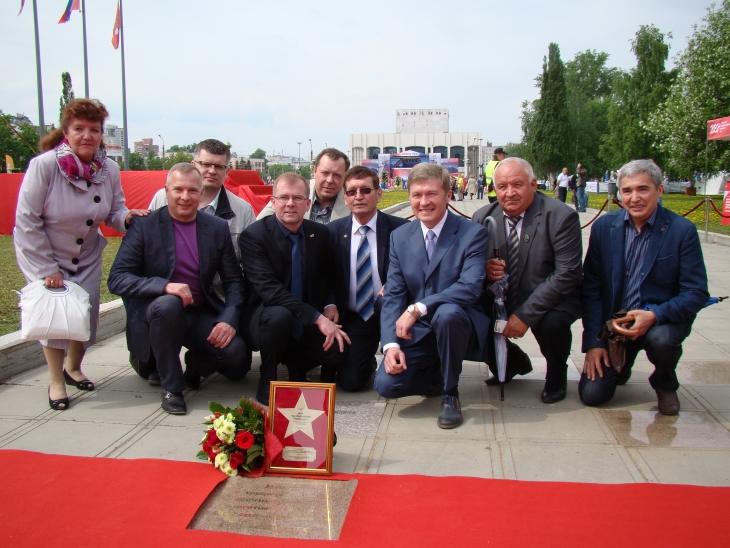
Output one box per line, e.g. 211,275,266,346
344,187,375,197
194,160,228,172
273,195,308,204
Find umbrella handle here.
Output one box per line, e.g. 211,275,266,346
612,314,639,336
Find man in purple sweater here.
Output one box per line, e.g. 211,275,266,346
109,163,247,415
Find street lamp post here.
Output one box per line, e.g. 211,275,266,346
309,139,313,178
158,134,165,170
297,141,302,174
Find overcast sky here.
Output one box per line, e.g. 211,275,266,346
1,0,711,158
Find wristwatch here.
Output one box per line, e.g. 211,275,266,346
406,304,422,319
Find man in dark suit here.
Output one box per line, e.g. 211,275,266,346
328,166,409,392
472,157,583,404
580,159,709,415
108,163,247,415
375,163,490,429
241,173,350,405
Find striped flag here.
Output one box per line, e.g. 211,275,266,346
58,0,81,24
111,2,121,49
18,1,25,16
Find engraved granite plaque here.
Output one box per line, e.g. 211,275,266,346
188,476,358,540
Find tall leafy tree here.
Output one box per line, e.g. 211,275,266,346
564,50,618,176
528,43,572,179
600,25,675,169
0,111,39,172
646,1,730,177
59,72,75,122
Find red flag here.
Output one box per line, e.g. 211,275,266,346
111,2,121,50
707,116,730,141
17,0,25,16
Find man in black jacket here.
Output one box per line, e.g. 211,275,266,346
108,163,247,415
240,173,350,405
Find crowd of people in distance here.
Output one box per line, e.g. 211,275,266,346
15,98,709,428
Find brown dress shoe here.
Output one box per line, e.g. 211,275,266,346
656,389,680,415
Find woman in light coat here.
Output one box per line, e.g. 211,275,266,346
14,99,148,410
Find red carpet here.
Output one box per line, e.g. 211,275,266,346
2,450,729,547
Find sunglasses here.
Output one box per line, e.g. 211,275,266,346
344,187,376,197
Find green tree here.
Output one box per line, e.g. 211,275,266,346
267,164,294,180
243,159,252,170
163,151,193,169
600,25,675,169
564,50,618,176
299,165,312,180
146,150,162,170
250,148,268,168
528,43,572,179
59,72,75,122
124,152,146,170
0,111,40,173
646,1,730,177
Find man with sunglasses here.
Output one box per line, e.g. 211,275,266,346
328,167,409,392
241,173,350,405
144,139,255,387
257,148,351,224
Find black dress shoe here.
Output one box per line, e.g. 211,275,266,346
161,391,187,415
147,370,161,386
183,353,202,390
541,382,567,404
656,389,680,415
437,395,463,429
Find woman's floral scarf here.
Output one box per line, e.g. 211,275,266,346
55,138,107,184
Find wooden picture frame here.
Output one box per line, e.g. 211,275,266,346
266,382,336,475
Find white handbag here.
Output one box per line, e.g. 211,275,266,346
18,280,91,342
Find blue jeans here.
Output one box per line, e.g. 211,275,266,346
576,186,587,211
578,321,691,406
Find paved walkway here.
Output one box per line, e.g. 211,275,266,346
1,196,729,485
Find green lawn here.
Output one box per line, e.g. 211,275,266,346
378,190,409,210
0,237,122,337
544,190,729,235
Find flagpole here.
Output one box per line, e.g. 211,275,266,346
119,0,129,170
31,0,45,139
81,0,89,97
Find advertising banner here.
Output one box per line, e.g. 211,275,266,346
722,181,730,226
707,116,730,141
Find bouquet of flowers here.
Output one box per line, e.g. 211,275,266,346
197,397,268,477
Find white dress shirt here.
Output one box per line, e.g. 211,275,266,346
348,212,381,312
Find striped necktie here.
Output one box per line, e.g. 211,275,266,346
506,216,521,313
355,226,375,322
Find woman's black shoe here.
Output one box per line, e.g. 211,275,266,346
48,388,69,411
63,369,94,391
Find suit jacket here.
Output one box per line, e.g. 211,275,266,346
472,192,583,328
380,212,490,359
240,215,333,348
107,207,244,362
328,211,409,318
581,205,709,351
256,186,350,222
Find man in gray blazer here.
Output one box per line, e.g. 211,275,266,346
375,163,490,429
256,148,351,224
472,157,582,404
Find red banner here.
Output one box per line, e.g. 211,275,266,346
707,116,730,141
722,182,730,226
0,170,271,237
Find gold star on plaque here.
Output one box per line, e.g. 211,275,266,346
278,393,325,440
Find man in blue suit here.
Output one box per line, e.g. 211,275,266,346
108,163,247,415
375,163,490,429
329,166,408,392
580,159,709,415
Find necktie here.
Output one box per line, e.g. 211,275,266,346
505,216,521,313
287,233,304,339
355,226,374,322
426,230,436,262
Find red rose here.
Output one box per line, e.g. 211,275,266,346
206,429,218,444
235,431,254,450
229,451,245,469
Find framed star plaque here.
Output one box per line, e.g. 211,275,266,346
266,382,336,475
